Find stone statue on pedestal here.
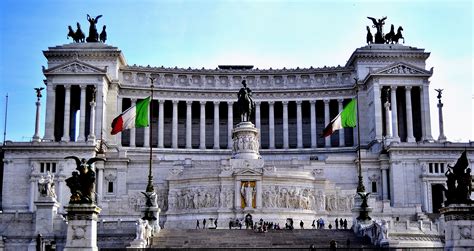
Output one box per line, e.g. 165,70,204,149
38,172,56,199
241,182,255,208
444,151,472,205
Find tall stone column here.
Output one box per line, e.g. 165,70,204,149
310,100,317,148
420,85,434,141
172,100,178,148
338,99,345,146
186,101,192,149
422,181,428,212
324,99,330,147
436,91,447,142
384,99,392,138
227,101,233,149
268,101,275,149
87,100,97,142
256,180,262,209
374,84,383,141
405,86,415,142
158,100,164,148
43,84,56,141
255,101,261,142
282,101,289,149
29,177,36,212
77,85,87,142
213,101,220,149
390,86,400,142
296,100,303,148
96,165,104,205
199,101,206,149
61,85,71,142
32,89,43,142
234,181,241,209
130,98,136,147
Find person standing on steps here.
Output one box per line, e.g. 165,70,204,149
196,219,200,229
203,218,206,229
300,220,304,229
335,218,339,229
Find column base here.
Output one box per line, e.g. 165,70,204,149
32,136,41,142
87,136,96,143
77,136,85,142
61,137,70,142
437,135,447,143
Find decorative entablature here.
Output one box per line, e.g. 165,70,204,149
386,143,474,160
119,64,355,90
2,141,97,157
43,59,107,75
43,43,126,65
345,44,430,67
361,62,433,84
117,86,355,102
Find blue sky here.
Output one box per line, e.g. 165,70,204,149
0,0,472,142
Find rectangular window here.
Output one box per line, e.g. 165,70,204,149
52,163,56,173
429,163,433,173
440,163,444,173
371,181,377,193
434,163,439,173
40,163,45,173
107,182,114,193
46,163,51,172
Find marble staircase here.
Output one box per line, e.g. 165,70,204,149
149,229,374,249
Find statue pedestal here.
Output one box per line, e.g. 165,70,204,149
63,204,101,251
34,197,61,235
440,204,474,250
141,205,161,234
232,122,260,160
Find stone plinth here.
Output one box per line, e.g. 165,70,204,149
141,205,161,234
63,204,101,251
34,197,61,235
232,122,260,160
439,204,474,250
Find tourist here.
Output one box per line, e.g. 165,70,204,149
328,223,332,230
343,219,348,229
316,218,321,229
339,218,344,229
203,218,206,229
300,220,304,229
335,218,339,229
312,219,315,229
329,240,337,251
196,219,200,229
214,219,217,228
309,244,316,251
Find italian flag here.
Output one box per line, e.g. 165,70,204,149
321,98,357,137
111,97,150,135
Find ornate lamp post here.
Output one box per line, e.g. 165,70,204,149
146,78,155,193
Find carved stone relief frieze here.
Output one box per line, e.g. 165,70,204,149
168,187,221,210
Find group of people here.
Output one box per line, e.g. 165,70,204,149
311,218,349,230
195,218,218,229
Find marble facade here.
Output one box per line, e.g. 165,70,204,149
0,42,473,249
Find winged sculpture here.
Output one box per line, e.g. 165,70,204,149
65,156,105,204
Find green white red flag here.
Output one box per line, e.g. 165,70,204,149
111,97,150,135
321,98,357,137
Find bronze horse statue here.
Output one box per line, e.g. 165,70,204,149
67,22,85,43
384,24,395,44
237,80,255,122
392,26,404,44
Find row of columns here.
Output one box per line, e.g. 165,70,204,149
120,98,351,149
43,84,97,142
380,85,433,142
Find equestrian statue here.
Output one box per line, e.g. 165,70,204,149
237,80,255,122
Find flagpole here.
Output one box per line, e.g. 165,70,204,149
146,78,155,193
2,94,8,145
355,78,365,193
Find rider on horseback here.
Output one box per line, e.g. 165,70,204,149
237,80,255,122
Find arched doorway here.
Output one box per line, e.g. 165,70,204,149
431,184,445,213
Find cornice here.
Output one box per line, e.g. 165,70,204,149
345,44,430,67
43,43,126,65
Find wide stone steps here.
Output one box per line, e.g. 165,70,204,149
150,229,373,249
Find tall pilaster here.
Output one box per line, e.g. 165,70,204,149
420,85,433,141
186,101,192,149
296,100,303,148
158,100,164,148
213,101,220,149
282,101,289,149
390,86,400,142
373,84,383,141
310,100,317,148
255,101,261,142
405,86,415,142
338,99,345,146
268,101,275,149
227,101,233,149
130,98,136,147
324,99,330,147
172,100,178,148
384,100,392,138
61,85,71,142
77,85,87,142
43,84,56,141
199,101,206,149
381,167,389,201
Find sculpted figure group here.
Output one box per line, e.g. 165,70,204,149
67,14,107,43
64,156,105,204
366,16,404,44
444,151,472,205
